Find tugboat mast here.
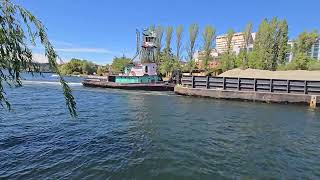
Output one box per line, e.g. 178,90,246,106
132,28,158,63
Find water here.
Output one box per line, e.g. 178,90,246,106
1,73,320,179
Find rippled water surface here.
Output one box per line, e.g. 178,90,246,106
1,73,320,179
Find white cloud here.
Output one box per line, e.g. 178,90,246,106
31,39,121,55
32,53,65,64
51,40,74,47
56,48,112,54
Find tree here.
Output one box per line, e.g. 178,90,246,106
164,26,173,55
187,24,199,73
242,22,253,68
176,25,183,60
287,52,313,70
59,59,82,75
277,20,289,65
0,0,76,116
96,67,104,76
288,30,319,70
160,27,176,77
155,26,164,63
111,55,131,73
235,50,246,68
219,29,236,72
293,30,319,54
81,60,97,75
250,19,268,69
202,25,216,71
268,17,279,70
96,64,109,76
159,53,181,77
250,17,288,70
59,58,97,75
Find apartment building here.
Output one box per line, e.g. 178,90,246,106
194,49,219,63
193,49,220,69
216,32,256,55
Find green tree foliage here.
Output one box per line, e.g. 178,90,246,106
249,17,289,70
277,20,289,65
187,24,199,73
307,60,320,70
159,52,181,77
286,52,314,70
0,0,76,116
242,22,253,68
82,61,97,75
220,29,236,72
96,67,104,76
111,56,131,73
59,58,97,75
155,26,164,63
202,25,216,71
287,30,319,70
250,19,271,69
176,25,183,60
293,30,319,54
164,26,173,55
160,27,181,77
235,50,246,68
96,64,110,76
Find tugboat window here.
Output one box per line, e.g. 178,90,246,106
145,66,148,73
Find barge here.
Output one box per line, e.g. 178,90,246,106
175,75,320,107
82,78,174,91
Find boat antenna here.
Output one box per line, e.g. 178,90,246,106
131,29,140,62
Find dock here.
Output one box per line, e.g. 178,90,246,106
174,75,320,107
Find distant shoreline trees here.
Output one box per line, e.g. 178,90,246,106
77,20,318,77
149,18,319,76
59,58,98,75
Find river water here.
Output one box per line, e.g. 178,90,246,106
1,73,320,179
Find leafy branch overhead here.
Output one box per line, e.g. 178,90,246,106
0,0,77,117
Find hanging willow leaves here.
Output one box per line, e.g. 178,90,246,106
0,0,77,117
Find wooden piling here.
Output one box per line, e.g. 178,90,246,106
310,96,317,108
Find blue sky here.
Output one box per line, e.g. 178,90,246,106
18,0,319,65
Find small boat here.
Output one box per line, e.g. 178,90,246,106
82,28,176,91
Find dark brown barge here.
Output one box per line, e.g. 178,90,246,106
82,78,175,91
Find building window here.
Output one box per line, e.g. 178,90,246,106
145,66,148,73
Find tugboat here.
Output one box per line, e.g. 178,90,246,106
82,28,176,91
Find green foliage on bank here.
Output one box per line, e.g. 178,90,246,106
110,56,131,73
59,58,98,75
218,18,290,72
96,65,110,76
217,18,319,72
